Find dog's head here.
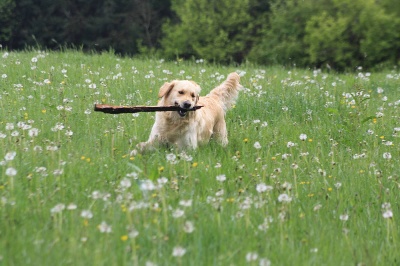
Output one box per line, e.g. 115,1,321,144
158,80,200,117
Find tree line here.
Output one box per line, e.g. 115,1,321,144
1,0,399,70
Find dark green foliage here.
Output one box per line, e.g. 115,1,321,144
0,0,16,43
161,0,256,63
3,0,172,55
1,0,400,69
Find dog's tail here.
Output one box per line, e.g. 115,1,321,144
208,72,241,112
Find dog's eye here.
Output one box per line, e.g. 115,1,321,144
178,91,184,95
191,93,195,98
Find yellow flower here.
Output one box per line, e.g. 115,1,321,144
226,198,235,203
328,188,333,192
308,139,313,142
120,235,128,241
130,157,135,161
243,138,248,143
271,157,276,160
121,205,127,212
192,162,198,167
158,166,164,172
86,158,91,163
81,156,86,160
41,109,47,114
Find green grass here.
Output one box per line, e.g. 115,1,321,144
0,50,399,266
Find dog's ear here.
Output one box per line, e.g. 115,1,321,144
158,81,175,98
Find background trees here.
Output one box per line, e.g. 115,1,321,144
1,0,399,70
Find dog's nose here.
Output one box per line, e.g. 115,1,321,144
183,101,192,109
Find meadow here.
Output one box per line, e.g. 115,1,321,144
0,50,399,266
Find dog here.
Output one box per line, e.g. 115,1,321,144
137,72,241,150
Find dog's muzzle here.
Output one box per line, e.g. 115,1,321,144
176,101,192,117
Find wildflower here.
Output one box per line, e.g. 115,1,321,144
278,193,292,203
120,178,131,188
259,258,272,266
5,167,17,177
128,229,139,238
256,183,273,193
172,246,186,257
28,128,40,137
339,214,349,221
299,133,307,141
287,141,296,148
140,180,156,191
4,151,16,161
313,204,322,211
67,203,77,210
157,177,168,185
216,174,226,182
167,153,176,164
120,235,128,241
382,152,391,159
245,252,258,262
382,210,393,219
172,209,185,218
179,199,192,207
31,57,38,63
5,123,14,130
253,141,262,149
183,221,195,233
50,203,65,214
81,210,93,219
98,221,112,233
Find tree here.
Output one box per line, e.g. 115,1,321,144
0,0,16,44
161,0,256,63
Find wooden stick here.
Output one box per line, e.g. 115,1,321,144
94,104,203,114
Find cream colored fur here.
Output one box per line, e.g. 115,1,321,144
137,72,241,150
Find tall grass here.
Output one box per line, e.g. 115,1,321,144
0,50,399,265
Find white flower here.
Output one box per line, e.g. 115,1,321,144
81,210,93,219
172,246,186,257
28,128,40,137
50,203,65,214
157,177,168,185
120,178,131,188
98,221,112,233
299,133,307,141
216,174,226,182
31,57,38,63
140,180,155,191
278,193,292,203
383,210,393,219
383,152,391,159
67,203,77,210
339,214,349,221
4,151,16,161
259,258,272,266
253,141,262,149
256,183,273,193
172,209,185,218
287,141,296,148
183,221,195,233
5,167,17,177
245,252,258,262
179,199,192,207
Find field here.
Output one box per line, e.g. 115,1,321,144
0,50,399,265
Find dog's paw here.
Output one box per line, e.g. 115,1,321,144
136,142,148,153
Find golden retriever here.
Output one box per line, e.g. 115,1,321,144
137,72,241,150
